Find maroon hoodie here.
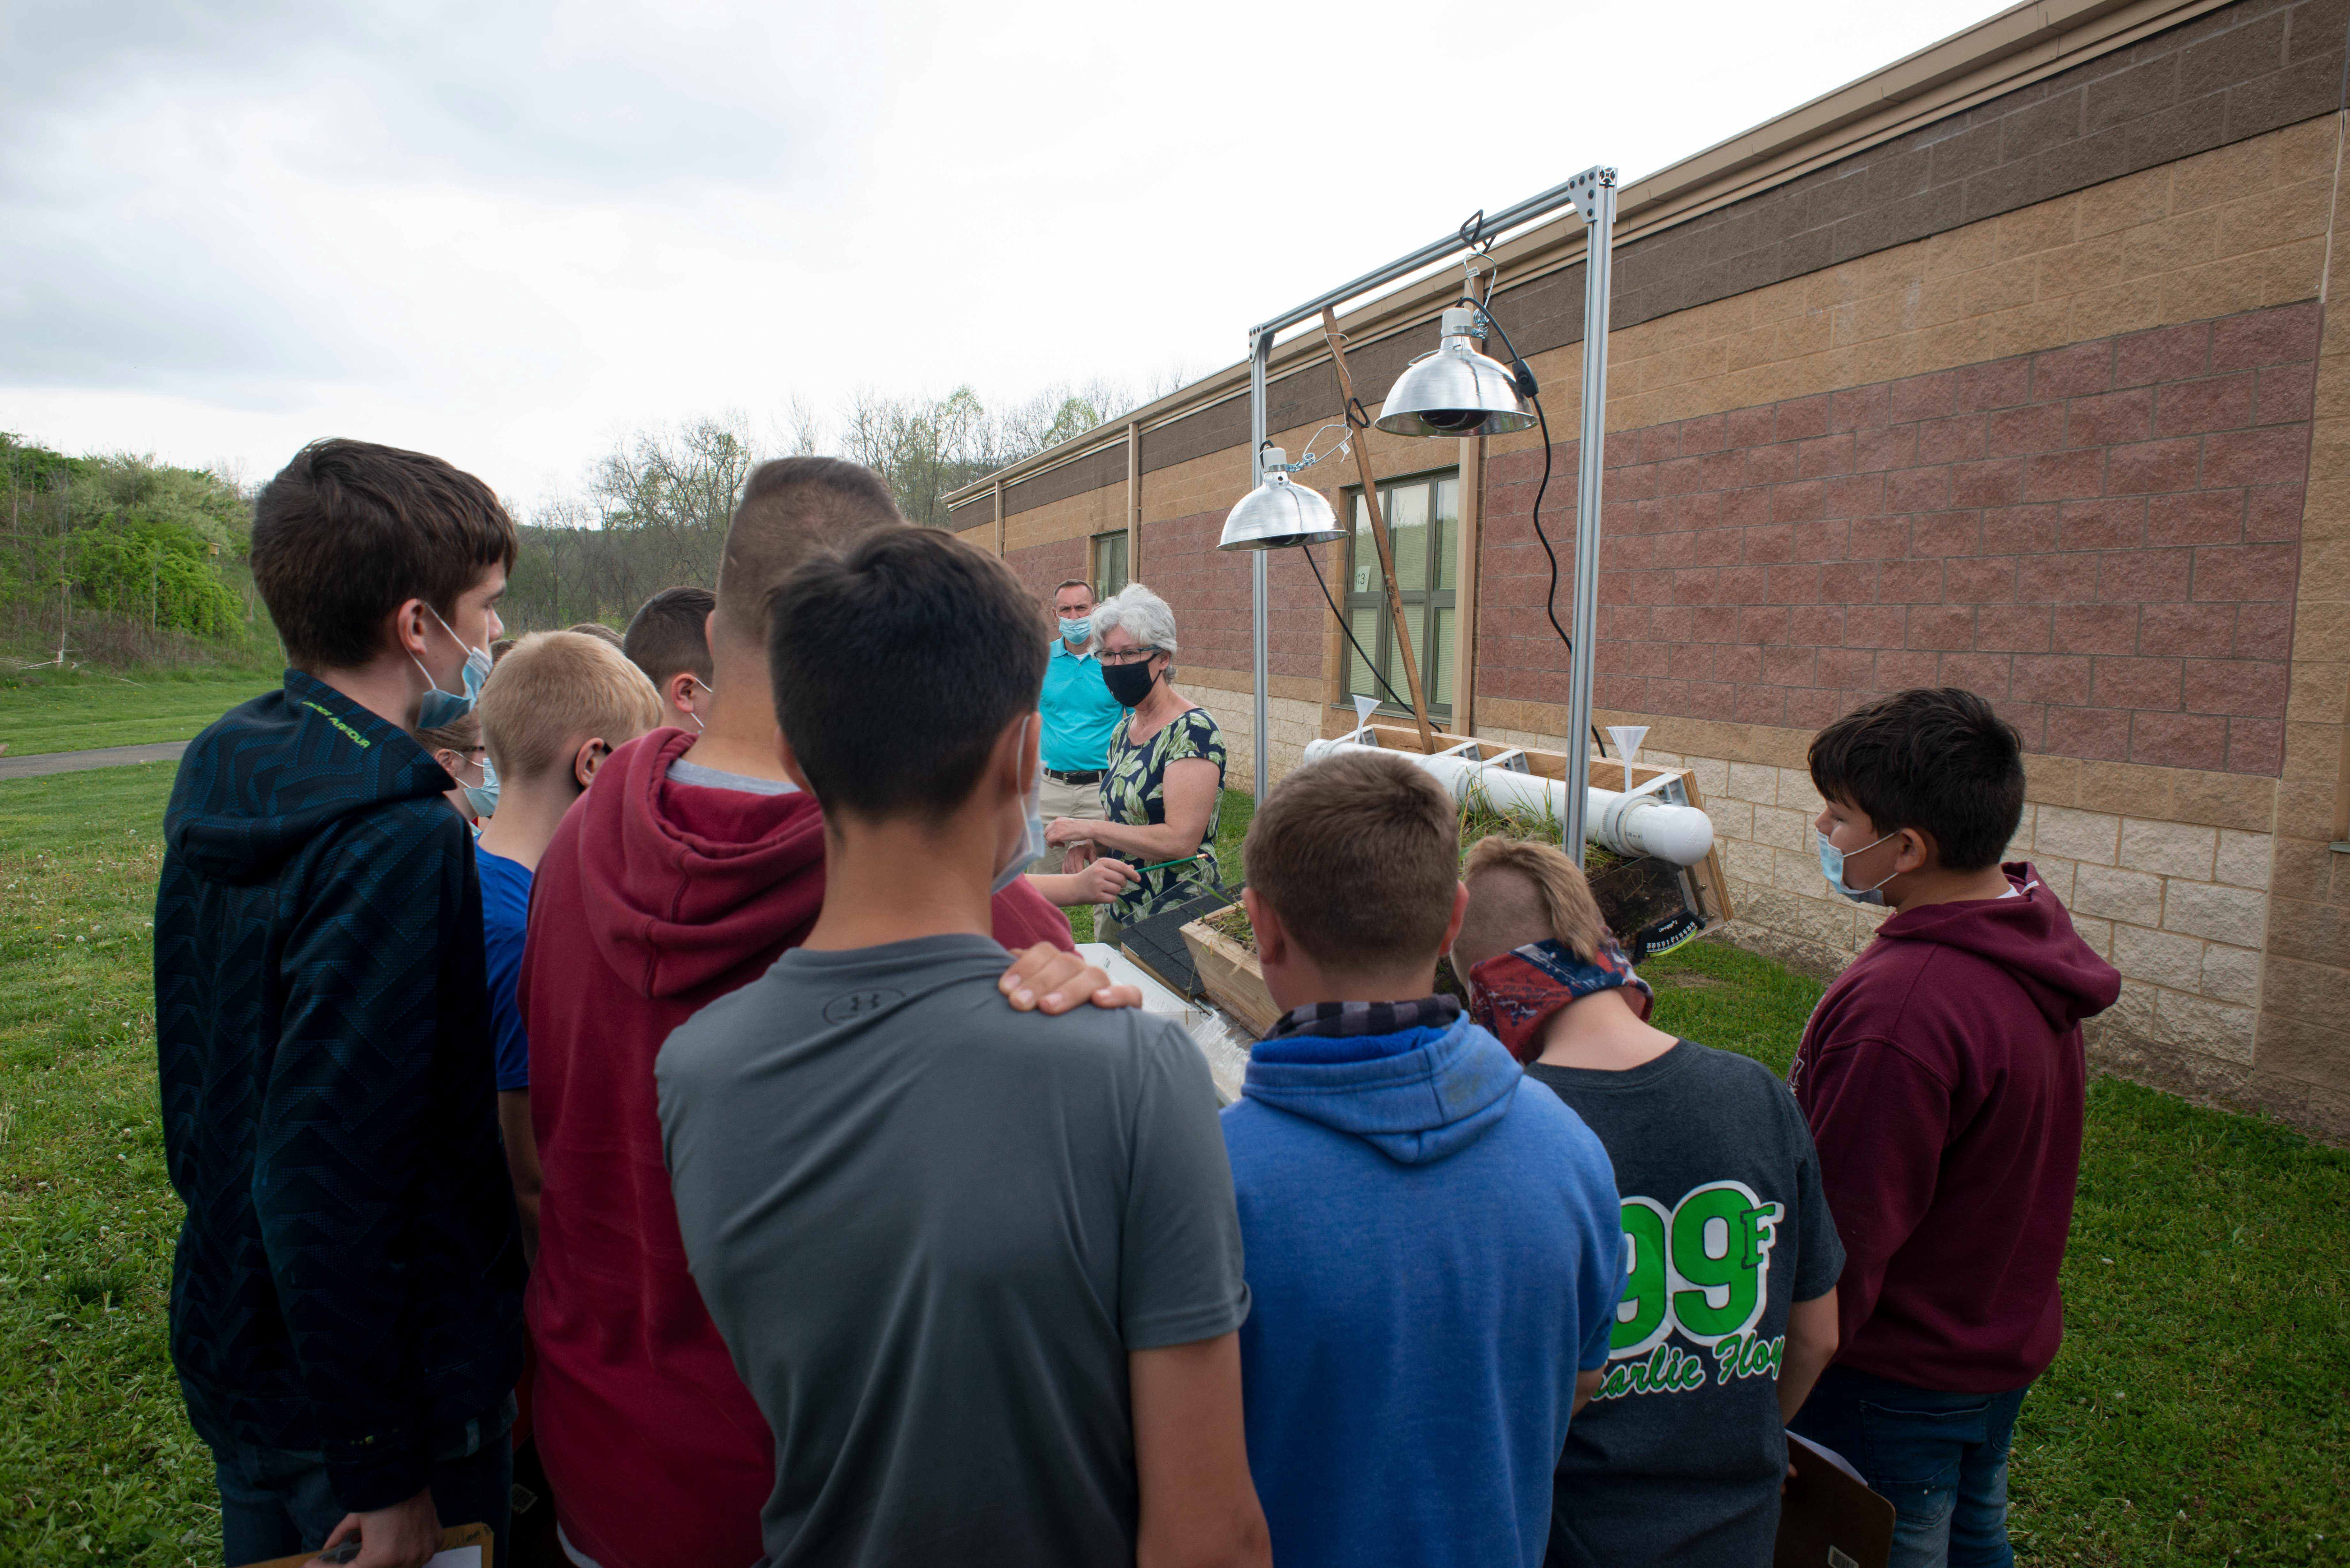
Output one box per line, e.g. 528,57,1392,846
521,728,1074,1568
1790,863,2119,1394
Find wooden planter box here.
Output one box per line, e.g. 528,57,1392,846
1178,908,1284,1040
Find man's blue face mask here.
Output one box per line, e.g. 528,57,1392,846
1058,616,1093,646
413,605,491,729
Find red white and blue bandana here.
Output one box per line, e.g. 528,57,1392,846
1466,936,1654,1064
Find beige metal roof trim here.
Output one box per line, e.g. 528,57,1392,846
946,0,2231,514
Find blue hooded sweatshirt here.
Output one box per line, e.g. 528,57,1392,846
1220,1010,1623,1568
156,671,523,1511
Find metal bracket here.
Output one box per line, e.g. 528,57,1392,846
1565,165,1618,222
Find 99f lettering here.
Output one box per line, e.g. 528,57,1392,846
1610,1180,1783,1357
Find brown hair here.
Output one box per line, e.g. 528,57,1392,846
476,631,664,783
251,439,518,671
716,458,904,644
414,712,481,758
769,527,1047,819
1456,836,1611,970
565,622,625,648
1243,750,1459,970
1809,688,2024,872
623,586,717,690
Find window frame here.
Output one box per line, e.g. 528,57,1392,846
1340,468,1459,721
1089,529,1130,602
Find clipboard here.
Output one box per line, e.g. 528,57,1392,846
1773,1434,1894,1568
236,1520,493,1568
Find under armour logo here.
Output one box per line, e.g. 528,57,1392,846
823,988,904,1024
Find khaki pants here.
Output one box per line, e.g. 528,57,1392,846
1033,771,1108,875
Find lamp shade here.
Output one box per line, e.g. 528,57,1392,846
1373,306,1536,438
1218,450,1344,551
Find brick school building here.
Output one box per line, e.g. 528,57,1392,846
948,0,2350,1140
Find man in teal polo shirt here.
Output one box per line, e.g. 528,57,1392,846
1039,579,1124,844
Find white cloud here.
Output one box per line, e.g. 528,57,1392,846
0,0,2005,506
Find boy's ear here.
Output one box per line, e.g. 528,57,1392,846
574,737,610,790
777,732,815,795
1895,826,1938,876
1440,882,1471,958
666,672,698,712
1242,887,1287,968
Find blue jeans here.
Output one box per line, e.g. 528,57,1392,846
1791,1367,2030,1568
212,1400,514,1566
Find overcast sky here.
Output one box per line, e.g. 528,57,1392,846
2,0,2007,510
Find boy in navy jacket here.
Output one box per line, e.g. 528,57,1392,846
1219,750,1623,1568
156,440,523,1568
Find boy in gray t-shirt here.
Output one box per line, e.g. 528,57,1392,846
656,525,1266,1568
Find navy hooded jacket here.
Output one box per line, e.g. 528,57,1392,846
1219,1011,1624,1568
155,670,524,1510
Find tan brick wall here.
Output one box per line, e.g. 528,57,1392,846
962,115,2350,1138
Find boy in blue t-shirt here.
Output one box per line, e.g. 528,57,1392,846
1219,750,1624,1568
473,630,664,1254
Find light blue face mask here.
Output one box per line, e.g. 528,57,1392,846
413,605,492,730
463,753,500,820
1816,828,1899,906
1057,616,1094,646
993,761,1046,895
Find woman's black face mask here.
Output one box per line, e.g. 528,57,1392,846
1102,657,1157,708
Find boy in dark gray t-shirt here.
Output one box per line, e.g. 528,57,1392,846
1452,837,1844,1568
656,525,1268,1568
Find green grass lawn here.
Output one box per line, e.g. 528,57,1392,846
1,764,2343,1564
0,666,278,757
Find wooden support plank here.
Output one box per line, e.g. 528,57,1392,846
1321,306,1435,752
992,478,1005,557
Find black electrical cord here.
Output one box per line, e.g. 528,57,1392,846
1469,297,1607,759
1303,543,1411,712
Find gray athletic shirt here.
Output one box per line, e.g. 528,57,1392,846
656,932,1250,1568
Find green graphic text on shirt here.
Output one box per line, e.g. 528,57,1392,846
1596,1180,1785,1404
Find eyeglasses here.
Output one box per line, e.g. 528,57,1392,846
1097,646,1162,666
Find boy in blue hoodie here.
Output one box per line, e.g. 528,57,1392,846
1219,750,1625,1568
156,439,524,1568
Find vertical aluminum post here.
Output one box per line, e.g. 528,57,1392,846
1563,167,1617,859
1249,330,1272,807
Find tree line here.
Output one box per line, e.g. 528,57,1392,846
502,378,1169,631
4,370,1186,664
2,434,262,668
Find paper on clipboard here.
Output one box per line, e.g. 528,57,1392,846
234,1521,491,1568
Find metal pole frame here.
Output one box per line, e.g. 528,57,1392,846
1249,331,1272,806
1562,167,1617,858
1239,165,1618,841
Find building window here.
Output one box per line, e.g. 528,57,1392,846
1343,470,1458,718
1090,529,1130,600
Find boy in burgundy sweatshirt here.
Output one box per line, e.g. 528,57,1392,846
1788,688,2120,1568
520,458,1136,1568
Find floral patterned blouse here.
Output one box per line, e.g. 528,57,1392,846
1103,705,1226,924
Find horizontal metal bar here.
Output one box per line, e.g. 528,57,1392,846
1248,170,1598,342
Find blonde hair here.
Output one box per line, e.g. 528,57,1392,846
476,631,664,783
1456,835,1611,969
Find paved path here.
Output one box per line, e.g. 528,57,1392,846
0,741,187,780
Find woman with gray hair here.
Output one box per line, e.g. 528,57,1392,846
1045,582,1226,944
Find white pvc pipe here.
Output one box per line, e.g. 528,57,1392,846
1301,733,1714,867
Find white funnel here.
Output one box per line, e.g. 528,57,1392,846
1607,725,1650,767
1353,694,1381,734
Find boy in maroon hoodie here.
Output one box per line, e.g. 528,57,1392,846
519,458,1136,1568
1788,687,2120,1568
